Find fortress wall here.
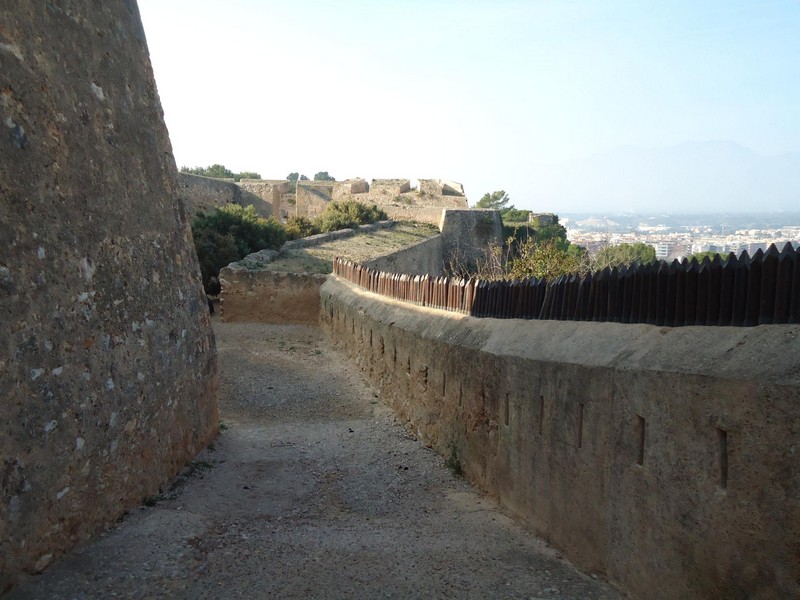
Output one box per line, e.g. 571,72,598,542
219,221,397,323
179,173,274,219
375,205,447,225
238,179,290,219
363,236,445,276
295,181,334,218
220,271,327,324
293,179,469,226
439,209,504,272
321,276,800,599
0,1,218,590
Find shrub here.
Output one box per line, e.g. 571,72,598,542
506,238,584,281
313,200,388,233
191,204,286,293
284,216,319,240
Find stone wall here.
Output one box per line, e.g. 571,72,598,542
321,277,800,599
295,181,335,218
0,1,218,591
291,178,469,226
363,236,445,276
220,271,328,324
217,210,499,324
219,222,396,323
439,209,504,273
179,173,274,218
238,179,292,220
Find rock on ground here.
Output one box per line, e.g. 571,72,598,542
7,322,621,599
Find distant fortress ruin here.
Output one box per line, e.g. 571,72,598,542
179,173,469,224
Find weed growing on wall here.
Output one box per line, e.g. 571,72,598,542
445,441,462,476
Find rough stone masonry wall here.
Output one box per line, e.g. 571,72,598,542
179,173,274,219
295,181,335,218
237,179,291,219
219,221,399,324
362,236,445,276
0,1,218,590
439,209,504,272
321,277,800,599
220,271,328,325
292,178,469,226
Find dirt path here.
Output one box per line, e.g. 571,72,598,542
8,323,620,599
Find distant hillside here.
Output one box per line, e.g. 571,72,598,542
531,141,800,213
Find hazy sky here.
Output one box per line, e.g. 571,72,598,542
137,0,799,212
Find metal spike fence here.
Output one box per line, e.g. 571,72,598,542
333,242,800,326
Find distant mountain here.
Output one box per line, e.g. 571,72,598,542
529,141,800,213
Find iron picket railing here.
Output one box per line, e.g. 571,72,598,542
333,243,800,326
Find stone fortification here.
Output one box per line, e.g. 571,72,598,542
321,277,800,599
238,179,293,220
0,1,218,590
362,236,445,276
439,209,504,272
219,221,397,324
218,212,501,323
179,173,275,219
181,176,468,225
294,178,469,225
295,180,336,219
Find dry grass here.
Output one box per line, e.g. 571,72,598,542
266,222,439,273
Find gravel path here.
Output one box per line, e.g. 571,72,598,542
8,322,621,599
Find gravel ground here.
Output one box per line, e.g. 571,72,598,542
7,322,621,600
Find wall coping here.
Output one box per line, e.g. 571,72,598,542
326,276,800,386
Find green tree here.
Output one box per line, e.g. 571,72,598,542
286,172,309,191
236,171,262,181
688,250,721,262
182,164,235,179
504,214,571,256
530,215,570,251
313,171,335,181
191,204,286,293
594,242,657,270
181,165,261,182
502,208,531,223
475,190,511,211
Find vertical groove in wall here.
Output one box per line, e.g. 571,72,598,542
718,427,728,489
636,415,646,466
442,372,447,397
577,403,585,449
504,393,510,427
422,366,428,390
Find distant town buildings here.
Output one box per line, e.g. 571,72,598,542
563,215,800,261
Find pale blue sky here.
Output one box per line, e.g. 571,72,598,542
137,0,799,212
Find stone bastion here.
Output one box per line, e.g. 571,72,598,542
1,1,218,590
